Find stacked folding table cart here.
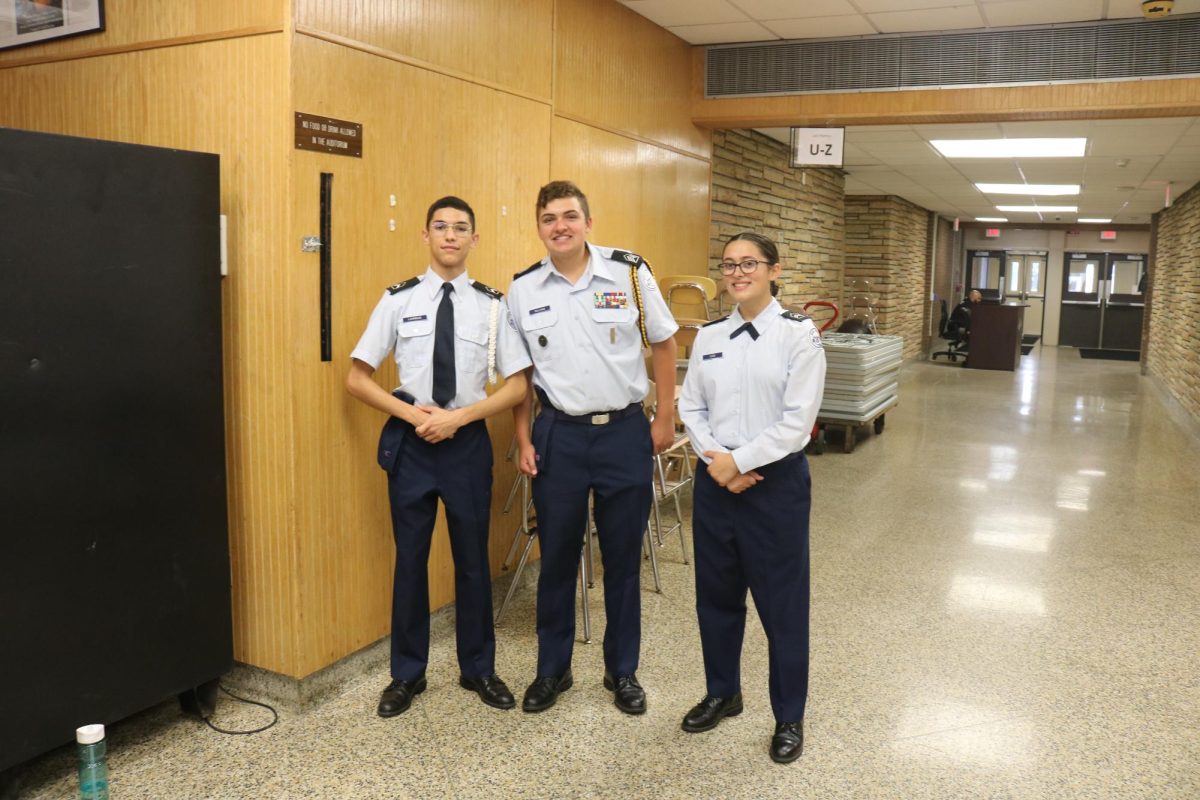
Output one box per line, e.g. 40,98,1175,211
812,332,903,453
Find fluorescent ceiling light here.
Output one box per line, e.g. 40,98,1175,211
975,217,1008,222
976,183,1080,196
931,138,1087,158
996,205,1078,213
1077,218,1112,223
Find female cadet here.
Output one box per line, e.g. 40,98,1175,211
676,232,826,764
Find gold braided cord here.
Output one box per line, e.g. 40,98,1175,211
629,263,650,348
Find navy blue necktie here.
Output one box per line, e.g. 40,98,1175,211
730,322,759,341
432,283,456,407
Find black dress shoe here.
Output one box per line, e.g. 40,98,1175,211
680,693,743,733
521,670,573,713
377,676,427,718
770,721,804,763
603,671,646,715
459,673,516,710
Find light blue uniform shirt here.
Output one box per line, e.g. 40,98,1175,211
506,243,678,416
679,299,826,474
350,267,531,409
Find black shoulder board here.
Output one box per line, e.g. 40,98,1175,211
610,248,650,269
386,277,420,295
513,260,545,281
471,280,503,300
782,310,811,323
702,315,730,328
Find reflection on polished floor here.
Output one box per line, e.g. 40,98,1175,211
14,347,1200,799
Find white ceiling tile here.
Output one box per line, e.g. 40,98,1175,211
733,0,858,17
869,6,986,33
848,129,925,143
913,123,1006,138
763,14,878,38
854,0,963,11
1088,125,1191,157
999,120,1091,137
618,0,748,27
666,20,777,43
981,0,1104,27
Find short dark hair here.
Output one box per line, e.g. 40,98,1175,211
724,231,779,265
426,196,475,230
536,180,590,219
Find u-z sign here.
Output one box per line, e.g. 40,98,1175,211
790,128,845,167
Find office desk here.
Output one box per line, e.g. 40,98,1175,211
966,303,1026,371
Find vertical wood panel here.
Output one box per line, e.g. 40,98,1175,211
554,0,709,159
0,0,286,66
294,0,553,101
550,117,710,279
289,33,551,675
0,35,297,674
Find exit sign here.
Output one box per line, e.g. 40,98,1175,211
1100,230,1117,240
984,228,1001,238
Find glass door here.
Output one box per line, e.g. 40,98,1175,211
1058,252,1104,347
967,250,1005,301
1100,253,1146,351
1004,252,1046,338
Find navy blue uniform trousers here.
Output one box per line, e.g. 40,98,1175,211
530,408,653,677
693,452,811,722
379,413,495,682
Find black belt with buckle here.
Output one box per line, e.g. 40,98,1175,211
536,388,643,426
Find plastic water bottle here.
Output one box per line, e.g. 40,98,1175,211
76,724,110,800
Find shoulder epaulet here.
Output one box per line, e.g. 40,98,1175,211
512,260,545,281
782,310,811,323
386,277,420,295
609,249,652,275
471,280,503,300
702,315,730,328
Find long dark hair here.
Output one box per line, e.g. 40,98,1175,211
724,231,780,296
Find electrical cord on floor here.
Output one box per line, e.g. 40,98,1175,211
203,684,279,735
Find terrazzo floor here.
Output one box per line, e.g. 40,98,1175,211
9,345,1200,799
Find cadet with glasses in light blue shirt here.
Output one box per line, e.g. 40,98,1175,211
677,231,826,764
347,196,531,719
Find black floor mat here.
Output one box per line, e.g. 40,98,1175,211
1022,334,1041,345
1078,348,1139,361
1020,344,1034,355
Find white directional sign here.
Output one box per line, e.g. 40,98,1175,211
790,128,845,167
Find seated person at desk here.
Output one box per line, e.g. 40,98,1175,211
951,289,982,338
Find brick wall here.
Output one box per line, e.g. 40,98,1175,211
1147,182,1200,423
708,129,844,325
844,195,933,358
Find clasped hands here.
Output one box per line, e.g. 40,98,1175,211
411,405,465,443
703,451,762,495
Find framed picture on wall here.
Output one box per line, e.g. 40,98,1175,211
0,0,105,52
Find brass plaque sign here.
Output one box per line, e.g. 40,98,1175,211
294,113,362,157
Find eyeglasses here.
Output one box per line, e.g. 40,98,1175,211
718,259,762,275
430,222,473,236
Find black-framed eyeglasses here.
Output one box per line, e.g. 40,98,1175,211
430,222,473,236
718,259,762,275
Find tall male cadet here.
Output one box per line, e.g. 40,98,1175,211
507,181,678,714
346,196,531,717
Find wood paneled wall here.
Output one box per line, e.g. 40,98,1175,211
3,0,712,679
553,0,710,160
0,0,285,67
287,34,553,675
0,30,297,673
283,0,712,677
295,0,553,101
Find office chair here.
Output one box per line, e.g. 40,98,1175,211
930,299,968,362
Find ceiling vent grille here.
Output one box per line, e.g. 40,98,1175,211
705,15,1200,97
